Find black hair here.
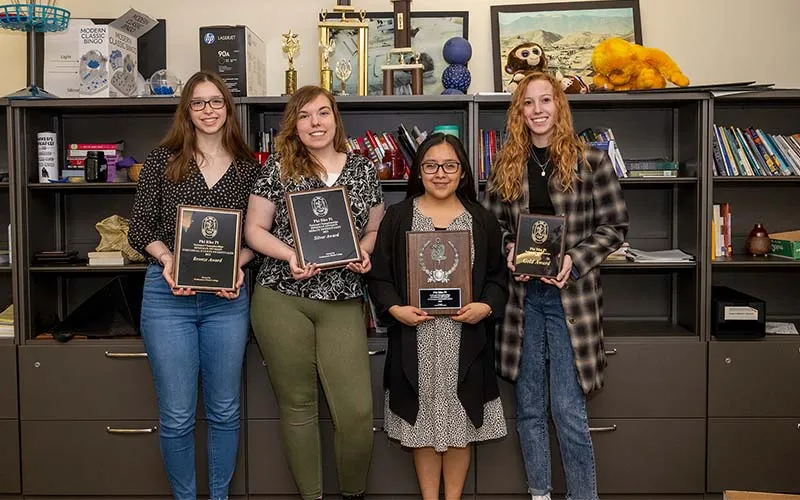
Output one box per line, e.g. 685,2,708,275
405,133,477,202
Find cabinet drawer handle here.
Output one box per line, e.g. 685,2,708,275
796,423,800,431
105,351,148,359
106,426,158,434
589,425,618,433
369,349,387,356
372,426,385,432
604,348,617,356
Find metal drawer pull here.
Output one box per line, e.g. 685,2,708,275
106,426,158,434
796,423,800,431
105,351,148,359
604,348,617,356
372,426,385,432
589,425,618,433
369,349,387,356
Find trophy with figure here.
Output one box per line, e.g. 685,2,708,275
282,29,300,95
319,38,336,92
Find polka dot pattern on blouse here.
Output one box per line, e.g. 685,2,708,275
128,146,261,263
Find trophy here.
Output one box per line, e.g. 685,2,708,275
281,29,300,95
334,59,353,96
319,38,335,92
381,0,423,95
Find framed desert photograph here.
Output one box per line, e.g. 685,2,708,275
490,0,642,91
329,11,468,96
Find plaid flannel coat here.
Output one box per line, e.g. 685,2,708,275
483,147,629,394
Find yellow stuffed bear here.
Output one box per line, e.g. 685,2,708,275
591,38,689,91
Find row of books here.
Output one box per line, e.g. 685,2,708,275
711,202,732,259
477,129,507,180
712,124,800,176
62,142,125,180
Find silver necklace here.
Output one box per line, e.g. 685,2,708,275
531,150,549,177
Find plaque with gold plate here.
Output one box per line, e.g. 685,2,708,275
406,230,472,315
513,214,566,277
173,205,242,291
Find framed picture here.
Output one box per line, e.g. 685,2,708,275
328,11,468,96
490,1,641,91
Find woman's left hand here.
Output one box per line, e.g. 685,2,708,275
216,268,245,299
346,246,371,274
451,302,492,324
541,253,573,289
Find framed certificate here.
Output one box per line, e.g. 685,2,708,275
513,213,566,277
406,230,472,315
286,186,361,269
173,205,242,291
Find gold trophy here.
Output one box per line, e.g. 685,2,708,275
281,29,300,95
319,38,336,92
334,58,353,96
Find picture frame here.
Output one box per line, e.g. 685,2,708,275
490,0,642,92
327,10,469,96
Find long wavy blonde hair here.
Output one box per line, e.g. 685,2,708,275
275,85,348,181
488,71,586,202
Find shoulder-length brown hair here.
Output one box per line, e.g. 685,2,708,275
160,70,252,182
488,71,586,202
275,85,348,181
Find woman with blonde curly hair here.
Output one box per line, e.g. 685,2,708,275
483,71,629,500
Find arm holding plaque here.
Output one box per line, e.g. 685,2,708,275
565,151,629,278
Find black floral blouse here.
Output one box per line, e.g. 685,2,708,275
129,146,261,263
251,151,384,301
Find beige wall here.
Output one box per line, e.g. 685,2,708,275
2,0,799,96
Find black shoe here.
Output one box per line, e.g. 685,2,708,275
342,494,365,500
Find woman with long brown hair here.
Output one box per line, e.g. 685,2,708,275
245,85,384,500
128,70,260,500
483,71,629,500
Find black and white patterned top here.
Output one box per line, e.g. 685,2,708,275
128,146,261,263
251,151,384,301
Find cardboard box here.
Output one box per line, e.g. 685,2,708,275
199,25,267,97
55,8,159,98
724,491,800,500
770,230,800,260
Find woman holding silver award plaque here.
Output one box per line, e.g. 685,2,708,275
483,71,629,500
128,70,260,500
367,133,508,500
245,86,384,500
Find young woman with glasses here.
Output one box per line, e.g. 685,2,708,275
128,70,259,500
367,133,508,500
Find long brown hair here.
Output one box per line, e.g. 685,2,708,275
160,71,252,182
488,71,585,202
275,85,348,181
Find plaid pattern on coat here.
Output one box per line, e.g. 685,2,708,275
482,147,629,394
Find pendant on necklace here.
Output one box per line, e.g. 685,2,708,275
541,170,546,177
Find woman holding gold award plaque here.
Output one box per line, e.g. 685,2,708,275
245,86,384,500
483,71,628,500
367,133,508,500
129,70,260,500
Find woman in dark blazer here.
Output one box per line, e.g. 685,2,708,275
367,133,508,500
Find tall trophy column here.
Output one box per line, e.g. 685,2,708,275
282,29,300,95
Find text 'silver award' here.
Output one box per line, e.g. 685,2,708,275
406,230,472,315
513,213,566,277
173,205,242,291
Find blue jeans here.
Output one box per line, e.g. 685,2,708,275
141,264,249,500
516,280,598,500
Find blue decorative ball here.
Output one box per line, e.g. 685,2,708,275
442,64,471,93
441,88,464,95
442,37,472,65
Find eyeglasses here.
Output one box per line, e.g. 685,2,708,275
189,98,225,111
421,161,461,174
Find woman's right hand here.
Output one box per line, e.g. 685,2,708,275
160,254,196,296
389,305,434,327
506,242,531,282
289,252,320,280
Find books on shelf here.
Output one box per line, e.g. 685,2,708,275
88,251,128,266
711,202,732,259
712,124,800,176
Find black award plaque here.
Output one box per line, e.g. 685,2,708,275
513,213,566,277
173,205,242,291
406,230,472,315
286,186,361,269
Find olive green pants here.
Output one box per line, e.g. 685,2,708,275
250,285,373,499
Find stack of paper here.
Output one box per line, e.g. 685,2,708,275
0,304,14,338
624,248,695,262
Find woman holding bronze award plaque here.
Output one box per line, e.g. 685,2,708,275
128,71,260,500
245,86,384,500
367,133,508,500
483,72,628,500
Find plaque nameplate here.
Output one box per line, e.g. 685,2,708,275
513,213,566,277
406,230,472,315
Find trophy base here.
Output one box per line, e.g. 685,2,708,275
320,69,333,93
285,69,298,95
